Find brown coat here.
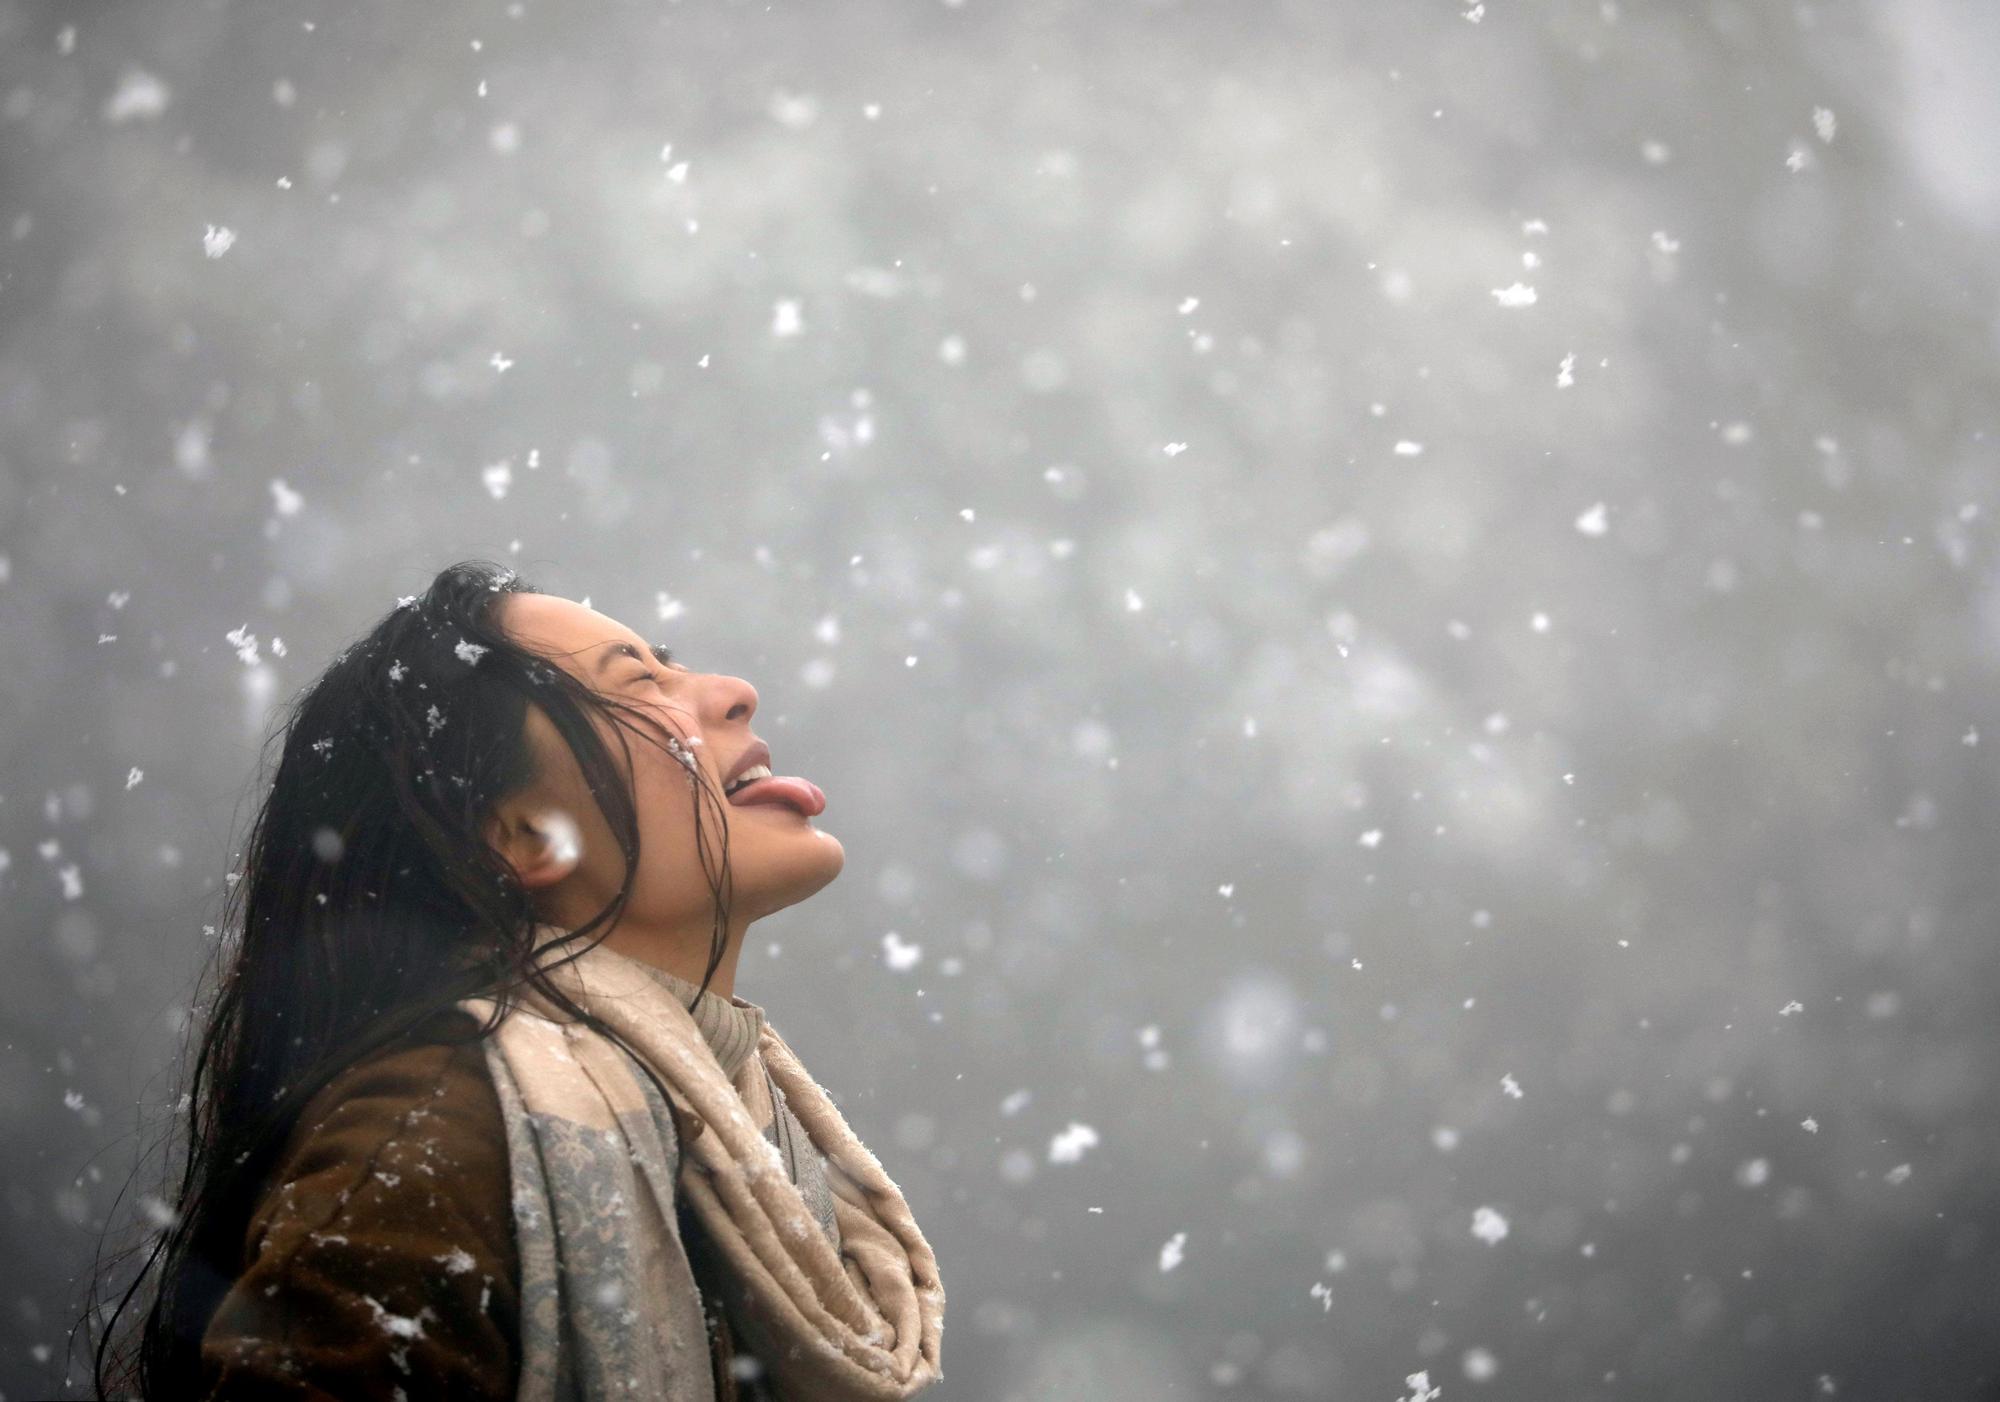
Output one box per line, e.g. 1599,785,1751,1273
197,1008,755,1400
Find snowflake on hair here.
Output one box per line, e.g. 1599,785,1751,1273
454,639,489,665
663,735,700,772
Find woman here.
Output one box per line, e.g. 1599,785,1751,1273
86,559,945,1400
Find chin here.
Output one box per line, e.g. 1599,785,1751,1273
794,828,844,889
743,829,844,914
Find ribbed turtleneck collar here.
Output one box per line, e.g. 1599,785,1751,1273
529,924,768,1077
624,958,768,1079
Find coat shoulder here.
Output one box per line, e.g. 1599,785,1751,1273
197,1006,520,1400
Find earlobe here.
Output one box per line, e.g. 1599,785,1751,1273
488,807,583,889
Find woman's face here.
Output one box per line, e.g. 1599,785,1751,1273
489,591,843,938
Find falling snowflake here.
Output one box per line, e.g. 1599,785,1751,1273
1500,1072,1523,1099
1047,1121,1099,1164
1398,1370,1442,1402
1471,1206,1509,1244
1157,1231,1187,1272
1491,282,1537,307
104,68,171,123
225,625,260,666
126,767,143,790
1574,502,1609,536
881,931,922,971
202,224,236,258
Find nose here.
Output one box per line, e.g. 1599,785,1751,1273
710,672,756,725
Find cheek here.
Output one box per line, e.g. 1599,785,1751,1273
630,746,712,847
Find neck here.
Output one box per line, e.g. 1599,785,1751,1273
542,906,753,1002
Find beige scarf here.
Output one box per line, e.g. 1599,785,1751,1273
460,925,945,1400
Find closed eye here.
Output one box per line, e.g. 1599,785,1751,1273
616,640,680,683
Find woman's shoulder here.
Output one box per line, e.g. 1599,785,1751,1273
299,1004,498,1113
278,1005,508,1196
198,1005,521,1399
250,1002,517,1268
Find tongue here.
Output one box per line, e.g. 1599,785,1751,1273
726,775,826,816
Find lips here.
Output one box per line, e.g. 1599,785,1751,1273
724,775,826,817
722,739,773,790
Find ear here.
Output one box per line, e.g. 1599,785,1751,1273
484,803,583,890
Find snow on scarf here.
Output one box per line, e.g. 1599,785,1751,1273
459,926,945,1401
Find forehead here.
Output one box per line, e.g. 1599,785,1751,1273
497,591,649,664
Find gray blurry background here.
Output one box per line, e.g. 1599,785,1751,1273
4,0,1999,1397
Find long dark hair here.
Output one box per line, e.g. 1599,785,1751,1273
76,558,737,1399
